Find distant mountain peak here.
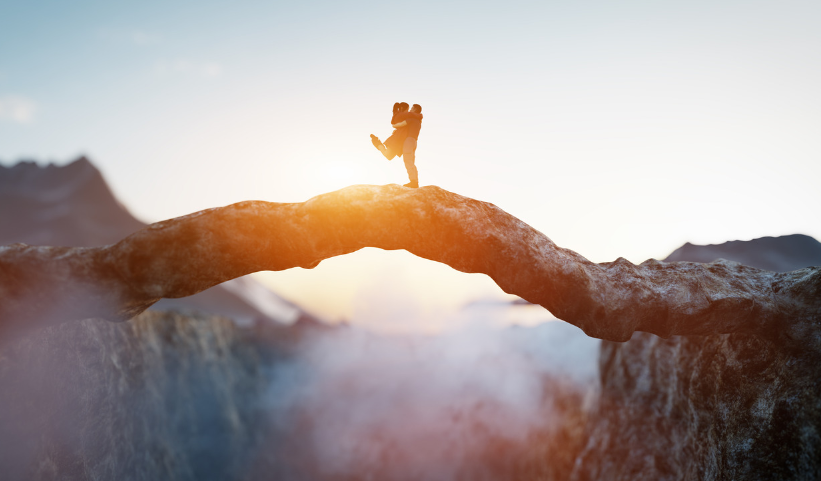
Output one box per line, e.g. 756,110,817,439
664,234,821,272
0,156,312,326
0,156,144,246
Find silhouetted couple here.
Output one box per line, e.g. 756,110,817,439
370,102,423,188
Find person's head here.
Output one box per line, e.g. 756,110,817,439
411,104,422,114
393,102,401,114
398,102,410,113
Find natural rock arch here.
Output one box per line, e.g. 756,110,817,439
1,185,818,343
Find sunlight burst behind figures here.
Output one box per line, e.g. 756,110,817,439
316,156,369,191
1,0,820,479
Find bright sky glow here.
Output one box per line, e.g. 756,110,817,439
1,0,819,322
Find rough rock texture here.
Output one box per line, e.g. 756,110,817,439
1,185,819,345
571,237,821,480
0,311,269,481
0,157,307,326
572,332,821,480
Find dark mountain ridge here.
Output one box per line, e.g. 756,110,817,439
664,234,821,272
0,157,144,247
0,156,311,326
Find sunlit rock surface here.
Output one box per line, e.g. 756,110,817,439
2,184,819,344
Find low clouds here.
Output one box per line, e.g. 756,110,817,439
0,96,37,124
261,321,598,479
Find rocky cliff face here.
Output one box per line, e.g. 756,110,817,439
0,311,269,481
572,236,821,480
573,332,821,480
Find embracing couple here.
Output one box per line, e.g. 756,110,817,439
370,102,423,188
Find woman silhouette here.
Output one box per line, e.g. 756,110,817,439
370,102,409,160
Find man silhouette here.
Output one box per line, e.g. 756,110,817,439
390,104,423,188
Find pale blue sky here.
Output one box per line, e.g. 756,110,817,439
2,0,819,323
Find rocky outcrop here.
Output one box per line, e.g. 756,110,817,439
0,157,310,327
572,331,821,481
0,311,269,481
1,184,819,344
572,236,821,480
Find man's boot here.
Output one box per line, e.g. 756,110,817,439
403,181,419,188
